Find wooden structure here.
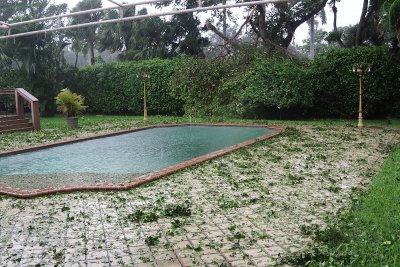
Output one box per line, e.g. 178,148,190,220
0,88,40,133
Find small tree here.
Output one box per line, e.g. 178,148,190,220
55,88,86,128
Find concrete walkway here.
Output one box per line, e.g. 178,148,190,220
0,125,398,266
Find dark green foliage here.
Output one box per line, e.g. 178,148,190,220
0,1,69,116
2,46,400,119
145,234,161,246
0,69,28,88
238,58,314,118
164,201,191,217
126,208,160,223
171,58,239,116
68,58,185,115
310,46,400,118
171,46,400,119
171,55,314,118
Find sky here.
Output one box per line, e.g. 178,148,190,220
53,0,364,44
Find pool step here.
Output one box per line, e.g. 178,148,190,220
0,116,33,134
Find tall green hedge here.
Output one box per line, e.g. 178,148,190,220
310,46,400,118
67,58,186,115
2,46,399,118
171,46,400,119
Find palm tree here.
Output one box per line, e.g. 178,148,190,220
308,9,326,59
71,0,103,65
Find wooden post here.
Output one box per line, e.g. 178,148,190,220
31,100,40,130
15,88,41,130
15,90,24,117
143,80,148,121
358,74,363,128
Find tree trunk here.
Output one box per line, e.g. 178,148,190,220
257,5,267,41
89,42,95,65
254,0,328,48
223,8,227,36
74,52,79,68
309,16,315,59
331,0,346,47
332,1,338,32
356,0,369,46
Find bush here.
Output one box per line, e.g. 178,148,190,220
0,69,28,88
310,46,400,118
171,58,240,117
171,47,400,119
69,58,186,115
171,55,315,119
2,46,400,119
55,88,86,117
238,57,314,118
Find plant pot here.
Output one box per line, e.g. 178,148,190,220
66,117,78,128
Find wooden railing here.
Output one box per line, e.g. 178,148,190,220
0,88,40,130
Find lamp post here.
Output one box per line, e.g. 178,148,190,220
138,71,150,121
352,63,371,129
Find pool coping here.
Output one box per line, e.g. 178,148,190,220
0,123,284,198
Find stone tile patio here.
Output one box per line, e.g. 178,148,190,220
0,125,398,266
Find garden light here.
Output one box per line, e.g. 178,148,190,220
352,63,372,129
139,72,150,121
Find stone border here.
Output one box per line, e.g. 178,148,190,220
0,123,284,198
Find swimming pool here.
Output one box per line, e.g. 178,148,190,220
0,124,282,197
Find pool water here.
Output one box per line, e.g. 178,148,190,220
0,125,275,189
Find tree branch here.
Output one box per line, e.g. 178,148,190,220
232,6,256,40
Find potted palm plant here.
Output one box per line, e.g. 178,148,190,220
55,88,86,128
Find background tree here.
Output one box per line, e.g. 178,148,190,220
389,0,400,47
97,6,136,53
250,0,328,48
326,0,346,47
119,8,172,60
0,0,69,114
307,9,326,59
155,0,210,57
71,0,103,65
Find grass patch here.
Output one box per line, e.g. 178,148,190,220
284,145,400,266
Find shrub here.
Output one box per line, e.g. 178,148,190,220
0,69,28,88
310,46,400,118
170,58,239,117
171,55,315,119
55,88,86,117
69,58,186,115
2,46,400,119
237,57,314,118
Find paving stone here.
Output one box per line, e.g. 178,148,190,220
200,253,226,264
0,125,398,266
223,250,245,261
179,257,197,267
157,259,182,267
172,240,191,250
243,248,268,259
230,259,254,267
152,250,177,261
253,256,276,266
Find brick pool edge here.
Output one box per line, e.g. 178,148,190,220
0,123,284,198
